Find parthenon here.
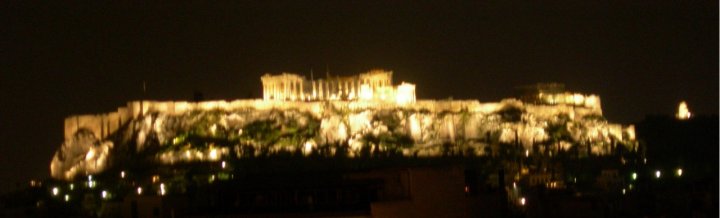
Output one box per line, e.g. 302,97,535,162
260,69,416,104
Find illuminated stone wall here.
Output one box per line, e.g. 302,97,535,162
52,72,632,180
54,95,635,180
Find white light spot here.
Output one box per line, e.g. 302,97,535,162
52,187,59,196
655,170,661,179
160,183,166,196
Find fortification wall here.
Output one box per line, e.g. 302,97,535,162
62,98,605,141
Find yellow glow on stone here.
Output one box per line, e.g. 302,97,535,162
209,148,219,160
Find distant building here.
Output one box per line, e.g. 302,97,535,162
260,69,416,104
676,101,691,120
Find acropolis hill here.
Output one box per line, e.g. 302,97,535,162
51,69,636,180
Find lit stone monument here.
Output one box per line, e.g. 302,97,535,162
50,69,636,180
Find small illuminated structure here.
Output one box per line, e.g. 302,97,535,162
655,170,661,179
676,168,683,177
676,101,692,120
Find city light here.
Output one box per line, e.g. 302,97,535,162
52,187,59,196
676,101,691,120
69,184,74,190
64,194,70,202
101,190,108,199
520,197,526,206
221,161,226,169
622,188,626,195
137,187,143,195
676,168,683,177
160,183,166,196
120,171,126,178
655,170,661,179
631,172,637,180
209,148,219,160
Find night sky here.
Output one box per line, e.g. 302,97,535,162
1,1,717,192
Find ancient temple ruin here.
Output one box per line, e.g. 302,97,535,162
261,69,416,104
51,69,636,180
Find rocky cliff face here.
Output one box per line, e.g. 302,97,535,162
51,99,636,180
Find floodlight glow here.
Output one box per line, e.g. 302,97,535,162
209,149,219,160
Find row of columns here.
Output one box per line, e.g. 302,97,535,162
263,78,304,101
262,75,393,101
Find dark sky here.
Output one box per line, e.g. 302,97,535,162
0,1,717,192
